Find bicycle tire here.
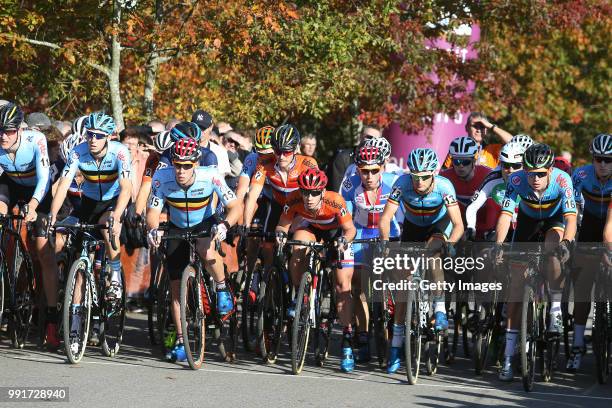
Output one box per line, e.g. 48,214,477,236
474,303,495,375
156,270,172,356
147,261,164,346
241,263,261,353
521,284,537,392
593,301,610,384
314,269,334,367
180,265,206,369
256,266,283,364
100,267,127,358
405,286,422,385
291,272,312,375
63,258,92,364
425,334,441,376
373,285,392,369
8,238,35,349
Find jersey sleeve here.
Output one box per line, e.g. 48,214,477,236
211,172,237,206
61,147,81,181
571,169,585,207
500,176,520,216
32,132,51,203
278,201,298,226
335,196,352,226
148,172,165,211
142,153,160,182
465,190,488,230
240,153,258,179
340,180,355,214
116,144,132,181
558,171,577,215
200,148,218,167
439,178,458,208
388,175,408,204
250,164,267,187
303,156,319,169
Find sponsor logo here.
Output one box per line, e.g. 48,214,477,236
154,180,161,188
342,178,353,191
511,176,521,186
578,170,587,179
254,171,263,180
565,188,573,198
555,174,568,189
340,207,347,217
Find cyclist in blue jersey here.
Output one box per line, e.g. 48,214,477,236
494,143,577,381
379,148,464,374
341,145,401,363
146,138,241,362
0,102,61,349
157,121,217,170
566,133,612,372
50,112,132,307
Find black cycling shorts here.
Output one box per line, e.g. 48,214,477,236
578,211,605,243
77,196,118,224
513,208,565,242
401,216,451,242
165,218,217,281
262,200,283,234
0,174,52,237
252,196,270,228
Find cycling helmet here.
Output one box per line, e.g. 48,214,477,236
171,138,201,163
553,156,572,174
272,124,300,152
153,130,173,153
71,115,89,137
448,136,479,158
169,121,202,143
355,146,384,167
511,134,534,150
59,133,85,162
407,148,438,173
523,143,554,170
255,125,274,151
298,168,328,190
364,137,391,160
0,102,24,131
86,112,116,135
590,133,612,157
499,142,525,164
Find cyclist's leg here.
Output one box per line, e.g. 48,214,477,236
0,177,9,215
95,197,124,300
333,230,355,372
164,223,189,361
543,214,565,334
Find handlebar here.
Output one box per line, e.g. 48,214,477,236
160,229,226,257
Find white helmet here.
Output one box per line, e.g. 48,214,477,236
448,136,479,158
153,130,174,153
364,137,391,160
59,133,85,162
71,115,89,137
511,134,534,151
499,142,525,164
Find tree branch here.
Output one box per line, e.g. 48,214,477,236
1,33,111,77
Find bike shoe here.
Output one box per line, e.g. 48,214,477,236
498,357,513,382
387,346,401,374
434,311,449,331
216,289,234,315
340,347,355,373
566,346,585,373
356,342,371,363
167,343,187,363
45,323,61,350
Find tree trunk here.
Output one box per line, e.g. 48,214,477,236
143,49,159,121
109,1,125,131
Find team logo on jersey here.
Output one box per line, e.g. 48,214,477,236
154,180,161,188
254,170,263,180
342,178,353,191
283,204,290,214
577,170,587,179
340,207,347,217
565,188,573,198
555,174,568,189
71,151,80,161
470,192,479,202
245,157,254,167
511,176,521,186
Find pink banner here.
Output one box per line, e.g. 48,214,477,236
385,25,480,169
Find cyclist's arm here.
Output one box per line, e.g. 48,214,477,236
146,174,165,230
495,213,512,244
339,218,356,242
275,211,292,235
379,200,399,241
465,190,487,230
211,173,240,226
560,172,577,241
236,175,250,202
604,202,612,245
50,156,79,219
112,147,133,220
134,180,152,216
30,134,51,212
446,203,464,243
244,182,264,227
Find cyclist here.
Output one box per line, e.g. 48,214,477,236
146,138,241,362
342,136,404,180
379,148,464,374
157,121,217,169
441,136,491,230
275,168,357,372
465,142,527,240
340,145,401,363
50,112,132,318
0,102,59,349
243,124,318,273
494,143,577,381
566,133,611,372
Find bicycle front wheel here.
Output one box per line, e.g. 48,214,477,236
405,285,422,385
63,258,92,364
180,265,206,369
521,285,537,392
593,301,610,384
291,272,313,375
100,267,126,358
8,238,35,349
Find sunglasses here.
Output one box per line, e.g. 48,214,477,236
300,189,323,197
274,149,294,157
359,168,381,175
173,162,196,170
527,171,548,179
412,174,433,182
86,130,108,140
594,156,612,164
453,158,474,167
470,124,486,130
502,162,522,170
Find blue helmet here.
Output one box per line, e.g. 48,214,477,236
408,148,438,173
86,112,116,135
170,121,202,143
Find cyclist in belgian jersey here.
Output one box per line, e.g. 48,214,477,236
379,148,464,374
147,138,240,362
276,168,357,372
495,143,577,381
340,145,401,362
0,102,60,349
566,133,612,372
50,112,132,305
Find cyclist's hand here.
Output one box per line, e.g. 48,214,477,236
107,214,122,239
275,231,287,247
493,243,504,266
557,239,572,263
464,227,476,242
334,236,348,253
147,228,163,248
212,222,228,242
23,207,37,223
125,205,141,227
445,242,457,258
236,224,247,239
48,213,57,229
377,240,390,259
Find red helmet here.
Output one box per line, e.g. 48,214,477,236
298,168,328,190
355,146,383,167
553,156,572,175
172,137,201,163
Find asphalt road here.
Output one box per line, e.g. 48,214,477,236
1,312,611,408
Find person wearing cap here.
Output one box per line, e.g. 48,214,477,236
191,109,231,177
26,112,52,131
223,131,250,190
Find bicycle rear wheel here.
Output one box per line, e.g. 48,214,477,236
100,267,126,358
521,285,537,392
314,269,334,367
147,261,164,346
373,284,392,369
473,303,495,375
593,301,610,384
291,272,312,375
180,265,206,369
405,286,422,385
8,238,35,349
257,266,283,364
63,258,92,364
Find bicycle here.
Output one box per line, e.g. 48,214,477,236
54,219,125,363
146,240,172,357
0,204,36,349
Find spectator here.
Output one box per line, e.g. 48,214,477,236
223,131,250,190
165,118,180,131
148,119,165,134
26,112,52,131
300,133,317,157
42,126,64,163
191,109,231,177
54,120,72,137
561,150,572,164
120,126,150,200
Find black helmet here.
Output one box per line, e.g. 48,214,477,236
272,124,300,152
0,102,24,131
523,143,554,170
